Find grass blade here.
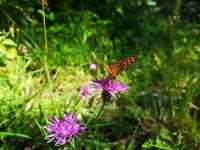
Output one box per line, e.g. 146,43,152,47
0,131,32,139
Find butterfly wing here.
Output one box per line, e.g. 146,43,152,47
106,54,138,78
106,63,122,78
123,55,138,70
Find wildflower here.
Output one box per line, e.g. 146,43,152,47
92,77,127,97
90,63,97,70
45,113,85,145
80,85,90,98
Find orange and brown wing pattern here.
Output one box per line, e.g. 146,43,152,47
106,54,138,78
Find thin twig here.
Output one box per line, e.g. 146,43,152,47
42,0,48,53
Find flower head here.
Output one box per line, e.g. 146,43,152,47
80,85,90,98
92,77,127,96
45,113,85,145
90,63,97,70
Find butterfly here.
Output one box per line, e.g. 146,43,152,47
106,54,138,78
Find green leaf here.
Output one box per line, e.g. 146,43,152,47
0,35,6,41
1,39,16,46
0,44,6,56
160,128,172,142
92,120,117,128
35,119,47,136
0,132,32,139
6,48,17,59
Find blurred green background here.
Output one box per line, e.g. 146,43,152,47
0,0,199,149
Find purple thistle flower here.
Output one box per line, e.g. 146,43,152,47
80,85,90,98
45,113,85,145
90,63,97,70
92,77,127,97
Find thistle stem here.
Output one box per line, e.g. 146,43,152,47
95,100,106,120
88,100,106,125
